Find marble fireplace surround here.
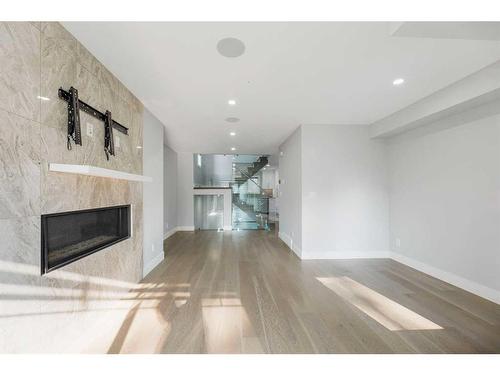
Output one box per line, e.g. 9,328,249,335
0,22,145,352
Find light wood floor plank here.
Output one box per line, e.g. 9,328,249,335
119,228,500,354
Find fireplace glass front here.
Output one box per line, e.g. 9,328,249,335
41,205,130,274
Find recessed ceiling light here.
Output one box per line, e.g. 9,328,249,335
217,37,246,58
230,132,236,136
136,146,143,149
228,99,236,106
225,117,240,123
37,95,50,101
231,147,236,151
266,164,270,167
263,168,266,170
393,78,405,86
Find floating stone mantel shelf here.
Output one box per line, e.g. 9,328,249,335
49,163,152,182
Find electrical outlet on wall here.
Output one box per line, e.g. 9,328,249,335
86,122,93,137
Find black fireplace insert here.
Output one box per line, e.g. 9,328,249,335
41,205,131,274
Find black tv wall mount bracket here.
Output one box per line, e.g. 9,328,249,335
58,87,129,160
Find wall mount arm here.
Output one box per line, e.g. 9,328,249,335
58,87,129,156
66,87,82,149
104,110,115,160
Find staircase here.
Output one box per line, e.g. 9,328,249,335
233,156,268,186
230,155,270,230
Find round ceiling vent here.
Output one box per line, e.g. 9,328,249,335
217,37,245,58
225,117,240,123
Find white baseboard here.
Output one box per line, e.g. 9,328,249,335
389,252,500,305
164,227,178,240
278,231,301,258
277,238,499,305
301,251,391,260
143,251,164,277
165,225,231,236
164,226,195,239
176,226,195,231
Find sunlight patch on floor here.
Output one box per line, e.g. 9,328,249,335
174,299,187,307
0,259,191,353
317,276,443,331
84,284,180,353
201,298,263,353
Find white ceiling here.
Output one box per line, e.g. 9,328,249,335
63,22,500,154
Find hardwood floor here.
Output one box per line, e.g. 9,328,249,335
116,229,500,353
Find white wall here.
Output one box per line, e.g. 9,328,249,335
388,113,500,302
177,152,195,230
164,144,178,238
301,125,389,259
260,168,277,190
261,168,279,218
143,109,165,276
278,116,500,304
278,127,302,256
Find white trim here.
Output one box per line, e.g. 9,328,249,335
278,231,301,258
164,227,178,240
49,163,152,182
177,226,195,231
301,251,391,260
370,61,500,138
277,238,499,305
165,225,230,236
143,251,164,277
390,252,500,305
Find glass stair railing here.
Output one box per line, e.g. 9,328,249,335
231,159,271,231
232,156,268,187
192,153,272,231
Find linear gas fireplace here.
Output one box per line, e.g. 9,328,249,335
41,205,131,274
